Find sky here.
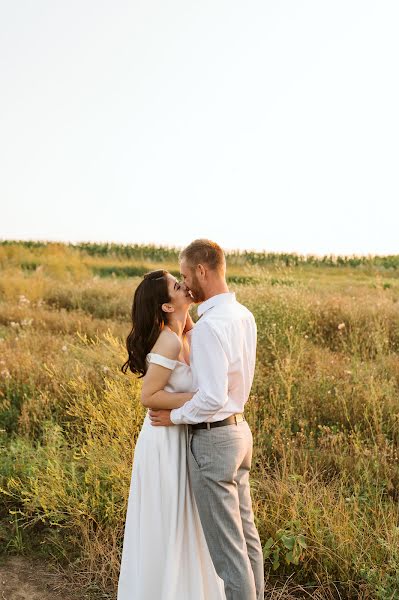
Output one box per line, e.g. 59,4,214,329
1,0,398,256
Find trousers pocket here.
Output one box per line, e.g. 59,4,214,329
189,433,206,470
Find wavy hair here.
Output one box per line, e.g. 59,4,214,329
121,270,170,378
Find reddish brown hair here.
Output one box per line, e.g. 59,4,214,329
179,239,225,272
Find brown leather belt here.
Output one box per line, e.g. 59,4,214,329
189,413,245,431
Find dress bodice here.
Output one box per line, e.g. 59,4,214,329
146,353,195,393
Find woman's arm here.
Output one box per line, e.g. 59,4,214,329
142,387,194,410
141,330,194,409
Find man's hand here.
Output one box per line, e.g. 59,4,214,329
149,409,174,426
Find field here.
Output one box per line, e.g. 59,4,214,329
1,241,399,599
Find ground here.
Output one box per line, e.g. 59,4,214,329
0,556,99,600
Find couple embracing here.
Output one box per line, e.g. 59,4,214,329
117,239,264,600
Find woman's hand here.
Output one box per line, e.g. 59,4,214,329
149,409,173,426
183,312,194,333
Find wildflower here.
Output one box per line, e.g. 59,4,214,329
102,365,110,374
344,370,352,375
21,318,33,327
61,345,68,352
338,323,345,330
18,295,30,306
10,321,19,328
1,368,11,379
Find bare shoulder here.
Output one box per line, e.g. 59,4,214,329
151,329,182,360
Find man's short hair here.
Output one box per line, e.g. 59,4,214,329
179,239,226,272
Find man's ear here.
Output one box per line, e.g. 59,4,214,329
197,264,206,279
161,303,174,313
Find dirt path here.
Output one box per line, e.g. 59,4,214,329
0,556,347,599
0,556,94,600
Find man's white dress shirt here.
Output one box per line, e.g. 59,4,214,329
170,292,257,425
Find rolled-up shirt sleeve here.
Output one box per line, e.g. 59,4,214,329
170,322,229,425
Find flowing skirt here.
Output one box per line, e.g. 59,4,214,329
117,412,226,600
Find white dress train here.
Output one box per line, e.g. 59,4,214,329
117,352,226,600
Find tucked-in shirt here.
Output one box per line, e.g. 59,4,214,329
170,292,257,425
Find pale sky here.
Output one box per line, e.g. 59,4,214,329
1,1,398,256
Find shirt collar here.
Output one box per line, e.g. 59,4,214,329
197,292,236,318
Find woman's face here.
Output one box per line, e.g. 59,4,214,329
165,273,192,310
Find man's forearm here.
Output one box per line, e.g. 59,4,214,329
170,389,226,425
172,320,229,425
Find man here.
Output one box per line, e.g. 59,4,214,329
149,239,264,600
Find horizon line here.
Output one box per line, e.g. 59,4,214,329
1,237,398,260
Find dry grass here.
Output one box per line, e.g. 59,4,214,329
1,243,399,599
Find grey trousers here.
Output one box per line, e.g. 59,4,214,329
188,420,264,600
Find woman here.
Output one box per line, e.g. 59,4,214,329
117,270,226,600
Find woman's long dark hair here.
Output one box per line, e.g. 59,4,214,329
121,270,171,378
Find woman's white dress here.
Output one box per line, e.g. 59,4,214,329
117,352,226,600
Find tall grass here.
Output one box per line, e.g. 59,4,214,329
1,242,399,598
